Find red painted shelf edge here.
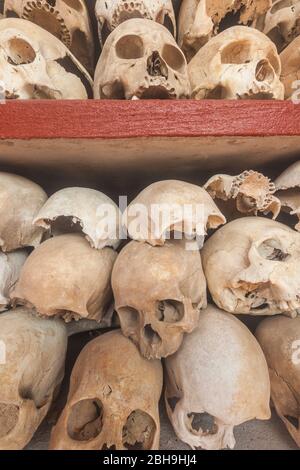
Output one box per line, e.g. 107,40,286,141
1,100,300,140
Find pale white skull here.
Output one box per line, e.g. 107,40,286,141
123,180,225,247
95,0,176,46
275,160,300,231
280,35,300,99
49,330,163,450
0,307,67,450
165,304,271,450
33,187,122,250
0,172,47,252
178,0,272,61
112,239,207,359
201,217,300,316
0,18,93,99
4,0,94,73
11,234,117,322
94,19,191,99
0,250,27,311
255,0,300,52
188,26,284,99
204,170,281,220
256,315,300,447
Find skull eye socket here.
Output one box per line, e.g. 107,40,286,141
5,37,36,65
255,60,275,83
161,44,186,72
156,300,185,323
257,239,290,261
67,398,103,441
0,403,19,438
117,306,139,331
122,410,156,450
115,35,144,59
220,40,252,64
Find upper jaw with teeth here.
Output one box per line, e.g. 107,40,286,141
112,3,151,27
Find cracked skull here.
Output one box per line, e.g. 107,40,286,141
165,304,270,450
188,26,284,99
11,234,117,322
112,239,207,359
49,330,163,450
178,0,272,61
256,315,300,447
4,0,94,73
275,160,300,231
94,19,190,99
95,0,176,46
0,18,93,99
201,217,300,316
0,307,67,450
255,0,300,53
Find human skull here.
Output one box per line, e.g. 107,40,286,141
178,0,272,61
188,26,284,99
204,170,281,219
33,187,122,250
112,239,207,359
255,0,300,52
4,0,94,73
275,161,300,230
0,172,47,252
256,315,300,447
11,234,117,322
95,0,176,47
49,330,163,450
123,180,225,247
94,19,190,99
0,250,27,311
165,304,270,450
280,36,300,99
0,18,93,99
202,217,300,316
0,307,67,450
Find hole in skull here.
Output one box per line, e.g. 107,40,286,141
118,306,139,331
143,324,161,345
255,60,274,83
284,415,299,429
221,40,252,64
0,403,19,438
67,399,103,441
167,396,180,412
188,412,218,435
115,35,144,59
257,239,290,261
162,44,185,72
156,300,184,323
46,216,83,236
5,37,36,65
122,410,156,450
63,0,83,11
218,7,250,32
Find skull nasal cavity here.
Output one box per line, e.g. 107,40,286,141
5,37,36,65
221,40,252,64
147,51,168,78
0,403,19,438
144,324,161,345
258,239,290,261
122,410,156,450
188,412,218,435
67,399,103,441
156,300,184,323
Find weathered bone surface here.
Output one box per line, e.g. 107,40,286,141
0,18,93,99
165,304,270,450
280,36,300,99
256,315,300,447
34,187,121,250
0,172,47,252
0,250,27,311
4,0,94,73
95,0,176,47
11,234,117,322
0,307,67,450
112,239,207,359
49,329,163,450
275,161,300,230
123,180,225,247
178,0,272,61
255,0,300,53
202,217,300,316
204,170,281,219
94,19,191,100
188,26,284,100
